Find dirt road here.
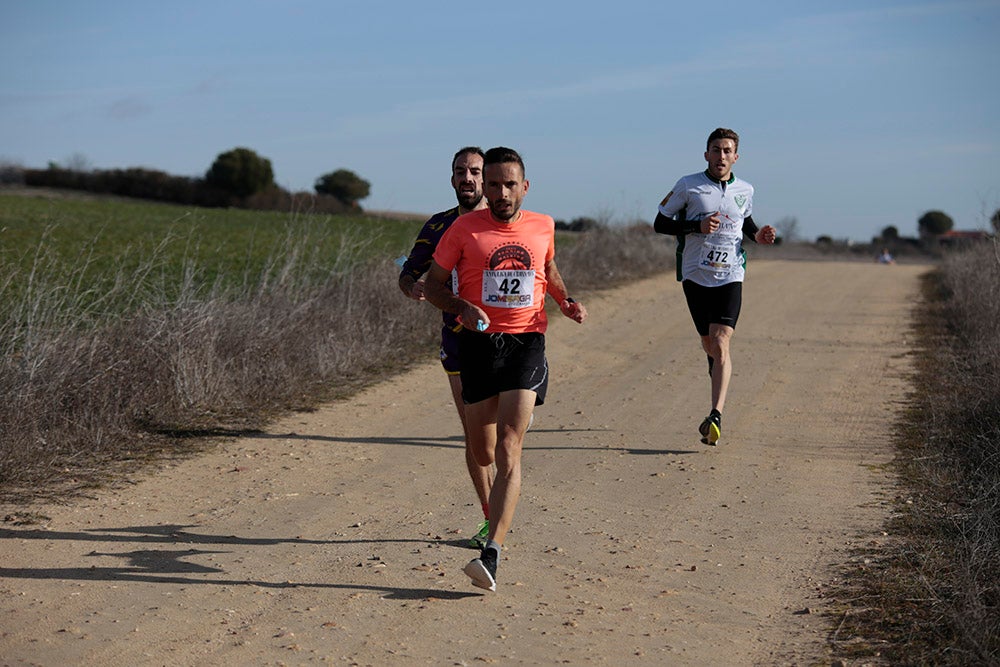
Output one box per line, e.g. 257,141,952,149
1,260,926,666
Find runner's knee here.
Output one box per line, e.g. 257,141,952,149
707,331,732,359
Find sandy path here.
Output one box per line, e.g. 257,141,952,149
1,260,926,666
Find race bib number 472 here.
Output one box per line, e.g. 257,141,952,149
482,269,535,308
700,241,735,272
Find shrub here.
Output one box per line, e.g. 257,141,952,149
830,239,1000,664
314,169,370,205
918,210,954,238
205,147,275,199
557,223,674,290
0,224,437,499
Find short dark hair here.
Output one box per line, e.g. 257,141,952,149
483,146,525,177
452,146,484,170
707,128,739,152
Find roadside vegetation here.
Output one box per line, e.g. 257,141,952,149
0,193,674,502
830,239,1000,665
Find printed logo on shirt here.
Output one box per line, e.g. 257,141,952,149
734,194,747,210
489,244,533,271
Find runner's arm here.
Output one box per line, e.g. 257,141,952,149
398,240,433,299
545,258,587,323
653,211,701,236
398,273,424,299
424,261,489,329
398,215,445,298
742,216,777,244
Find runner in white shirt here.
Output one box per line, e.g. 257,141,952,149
653,128,777,445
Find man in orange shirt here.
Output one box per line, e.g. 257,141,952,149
424,146,586,592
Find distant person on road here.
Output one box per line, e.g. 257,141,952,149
876,248,896,264
398,146,494,549
653,127,776,446
424,146,587,592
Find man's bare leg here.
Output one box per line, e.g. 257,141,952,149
703,323,734,413
464,389,534,545
447,374,493,511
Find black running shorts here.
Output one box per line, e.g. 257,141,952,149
458,330,548,405
682,280,743,336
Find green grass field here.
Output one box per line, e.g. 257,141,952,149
0,193,424,313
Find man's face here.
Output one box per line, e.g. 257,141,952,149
451,152,484,211
484,161,529,222
704,138,739,180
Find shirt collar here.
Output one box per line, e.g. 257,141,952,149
704,170,736,185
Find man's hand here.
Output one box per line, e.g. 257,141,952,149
560,298,587,324
399,275,427,301
409,278,427,300
700,212,721,234
461,304,490,332
755,225,777,244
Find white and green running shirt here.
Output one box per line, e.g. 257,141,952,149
657,171,755,287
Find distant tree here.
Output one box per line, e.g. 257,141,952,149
314,169,370,205
774,216,800,242
991,208,1000,234
816,235,833,245
881,225,899,241
205,147,274,198
917,210,954,238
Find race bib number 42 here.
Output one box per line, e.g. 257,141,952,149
482,269,535,308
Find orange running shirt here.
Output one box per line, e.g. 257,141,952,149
433,208,556,334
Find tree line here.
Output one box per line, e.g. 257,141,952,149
882,209,999,245
15,147,371,215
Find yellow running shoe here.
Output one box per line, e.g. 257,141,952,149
699,412,722,446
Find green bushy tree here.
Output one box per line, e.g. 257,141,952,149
205,147,274,199
314,169,370,205
918,210,954,238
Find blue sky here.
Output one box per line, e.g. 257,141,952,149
2,0,998,241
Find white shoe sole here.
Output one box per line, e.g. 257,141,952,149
463,558,496,592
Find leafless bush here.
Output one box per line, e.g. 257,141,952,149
557,224,674,290
830,238,1000,664
0,227,438,499
932,239,1000,662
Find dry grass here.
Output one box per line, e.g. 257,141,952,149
0,225,438,500
829,239,1000,665
0,220,675,502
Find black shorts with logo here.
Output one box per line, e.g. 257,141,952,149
682,280,743,336
458,330,548,406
